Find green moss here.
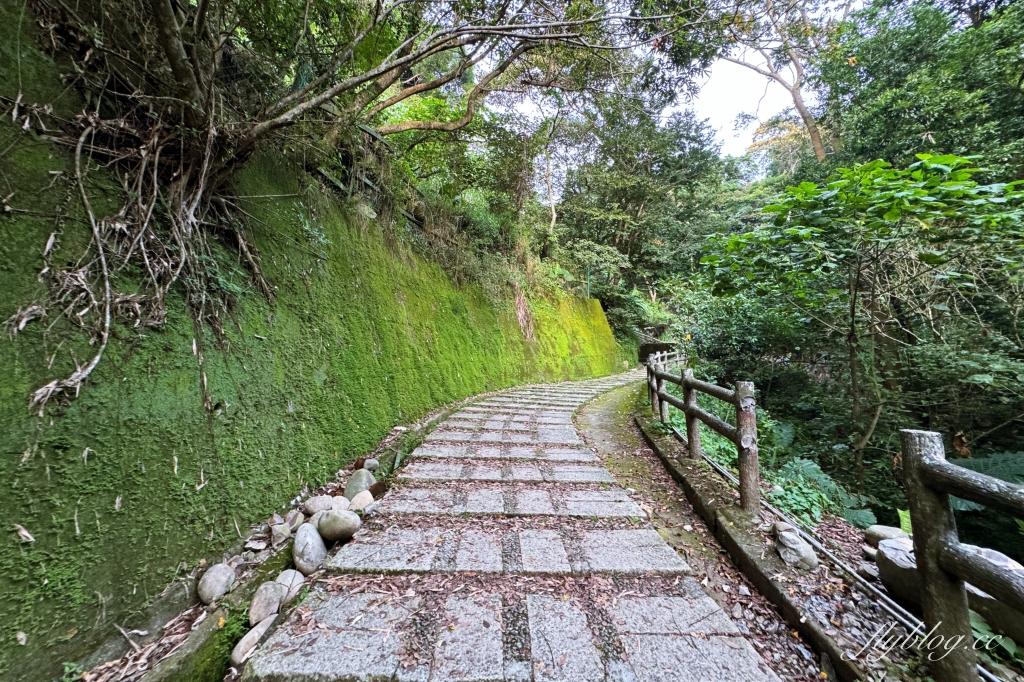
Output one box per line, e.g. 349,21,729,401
0,6,623,679
169,606,248,682
0,0,80,116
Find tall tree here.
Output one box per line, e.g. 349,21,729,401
722,0,854,161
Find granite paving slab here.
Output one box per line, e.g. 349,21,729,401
410,444,599,462
527,595,604,682
582,530,692,574
519,530,571,574
432,595,505,682
327,525,689,576
327,527,442,573
242,592,428,681
376,484,643,517
425,429,581,445
399,461,612,484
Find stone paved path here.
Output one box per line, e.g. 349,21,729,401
243,373,780,682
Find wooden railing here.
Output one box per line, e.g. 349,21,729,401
900,429,1024,682
644,352,761,513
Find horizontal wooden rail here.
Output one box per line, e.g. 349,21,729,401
645,352,759,513
937,542,1024,615
900,429,1024,682
921,459,1024,519
658,391,739,442
652,368,736,403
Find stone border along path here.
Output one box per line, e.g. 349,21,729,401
243,372,781,682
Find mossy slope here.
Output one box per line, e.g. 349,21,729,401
0,4,622,678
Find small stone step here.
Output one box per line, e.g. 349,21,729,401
243,592,428,681
377,485,643,518
398,461,614,484
327,526,689,575
425,428,582,446
410,444,599,463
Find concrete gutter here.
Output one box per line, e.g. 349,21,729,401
634,411,867,682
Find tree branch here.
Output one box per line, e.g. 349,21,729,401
149,0,203,112
375,43,532,135
363,43,495,121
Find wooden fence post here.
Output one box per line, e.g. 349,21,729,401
735,381,760,514
657,360,669,423
683,369,702,459
900,429,977,682
649,356,660,417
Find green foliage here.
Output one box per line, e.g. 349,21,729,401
954,451,1024,484
60,663,84,682
556,95,725,335
696,155,1024,528
769,458,876,527
768,470,834,526
898,509,914,535
704,155,1024,303
815,2,1024,180
971,610,1024,666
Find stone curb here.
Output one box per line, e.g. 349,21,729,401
634,412,867,682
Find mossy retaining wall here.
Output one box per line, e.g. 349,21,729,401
0,4,624,678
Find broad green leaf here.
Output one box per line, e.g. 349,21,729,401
897,509,913,535
917,251,947,265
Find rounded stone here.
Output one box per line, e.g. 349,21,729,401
317,510,361,543
363,458,380,472
865,525,909,548
348,490,374,512
308,510,324,529
331,495,350,512
293,523,327,575
344,469,376,500
275,569,305,603
303,495,334,515
230,615,276,666
197,563,236,605
249,581,287,626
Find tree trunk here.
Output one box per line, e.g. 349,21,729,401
790,88,827,161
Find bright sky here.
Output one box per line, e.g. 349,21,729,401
686,58,797,158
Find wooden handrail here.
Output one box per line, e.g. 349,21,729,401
921,458,1024,519
900,429,1024,682
645,355,760,513
658,391,738,442
653,368,736,403
938,542,1024,616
